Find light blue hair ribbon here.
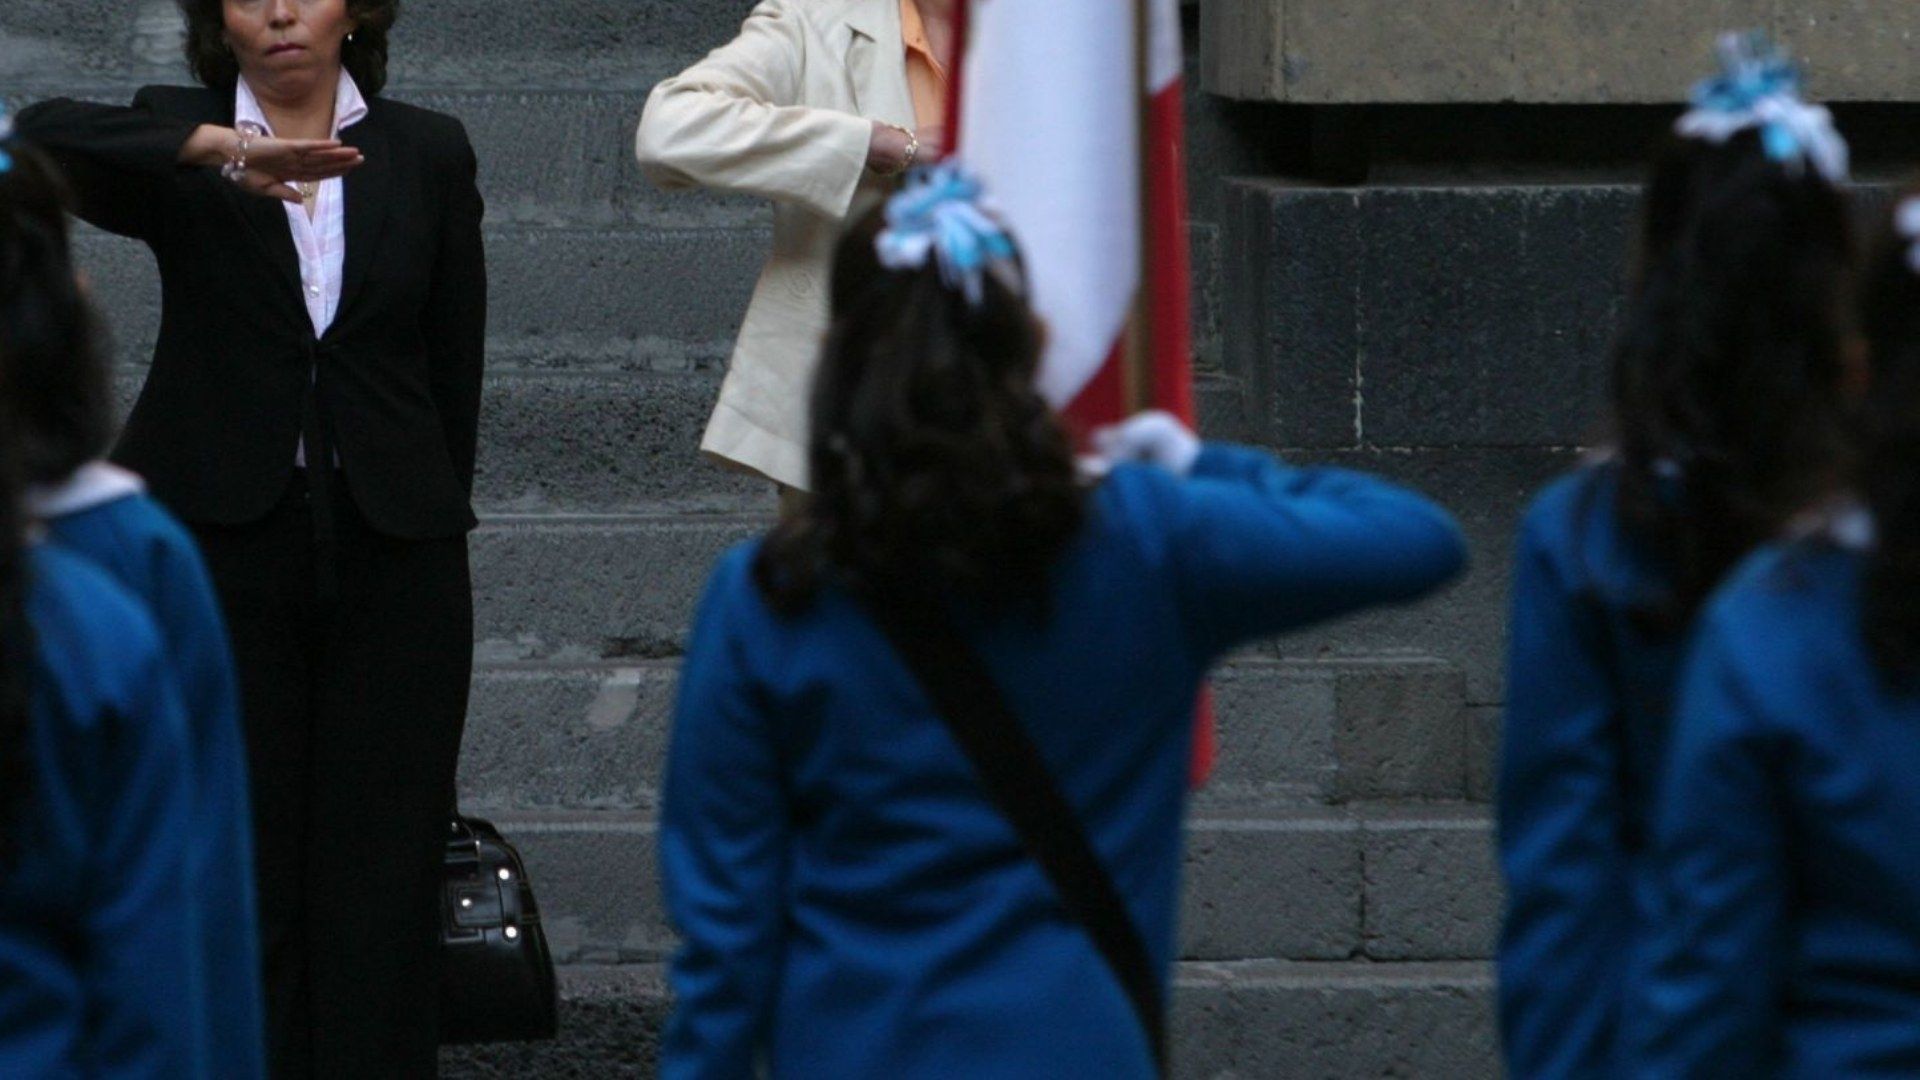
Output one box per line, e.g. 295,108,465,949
1676,31,1848,183
875,163,1019,306
0,103,14,175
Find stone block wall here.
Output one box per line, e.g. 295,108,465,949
1202,0,1920,103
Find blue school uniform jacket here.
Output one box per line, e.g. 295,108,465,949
33,467,263,1079
1632,530,1920,1077
0,545,200,1077
1497,461,1693,1078
660,444,1468,1079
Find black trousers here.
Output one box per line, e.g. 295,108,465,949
193,473,472,1079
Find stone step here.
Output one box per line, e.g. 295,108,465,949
463,506,1477,679
476,368,1246,512
459,657,1473,812
470,806,1497,968
439,959,1498,1079
471,372,757,512
77,225,766,370
470,513,756,661
105,365,1252,514
75,211,1223,362
2,0,755,91
104,368,762,512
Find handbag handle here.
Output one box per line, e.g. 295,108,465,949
868,599,1169,1074
446,815,484,869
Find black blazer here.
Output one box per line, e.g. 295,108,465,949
18,85,485,539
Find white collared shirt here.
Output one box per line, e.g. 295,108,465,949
235,70,367,336
235,71,368,466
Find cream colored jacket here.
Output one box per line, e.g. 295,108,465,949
636,0,914,490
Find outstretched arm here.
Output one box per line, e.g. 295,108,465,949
16,90,361,236
1163,443,1468,661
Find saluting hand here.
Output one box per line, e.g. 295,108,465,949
181,124,366,205
1084,411,1203,479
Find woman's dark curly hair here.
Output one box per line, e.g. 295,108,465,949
754,205,1086,616
1610,128,1856,629
1856,190,1920,680
177,0,399,95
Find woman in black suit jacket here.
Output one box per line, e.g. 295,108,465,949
20,1,484,1075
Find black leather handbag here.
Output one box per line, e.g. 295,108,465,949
438,814,560,1044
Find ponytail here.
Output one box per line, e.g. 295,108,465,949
1611,45,1856,629
755,169,1083,615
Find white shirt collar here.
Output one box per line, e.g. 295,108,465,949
235,67,369,138
25,461,147,520
1788,496,1878,552
1825,504,1877,552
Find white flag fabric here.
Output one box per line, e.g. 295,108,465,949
957,0,1185,411
954,0,1213,782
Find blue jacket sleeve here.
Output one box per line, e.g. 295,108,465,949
81,639,204,1078
147,526,265,1079
660,551,790,1080
1166,443,1467,662
1627,619,1785,1077
1496,508,1630,1079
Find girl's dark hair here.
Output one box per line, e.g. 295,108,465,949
1857,191,1920,678
0,359,28,861
178,0,399,95
0,144,80,853
754,206,1085,615
1611,129,1856,628
0,145,112,486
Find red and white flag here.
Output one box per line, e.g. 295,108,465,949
951,0,1212,781
954,0,1192,429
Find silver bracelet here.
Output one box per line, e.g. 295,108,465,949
221,120,265,182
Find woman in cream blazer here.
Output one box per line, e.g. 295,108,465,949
636,0,927,492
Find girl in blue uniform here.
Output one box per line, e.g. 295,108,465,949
0,123,263,1074
0,160,208,1075
1495,36,1858,1078
1629,190,1920,1077
659,167,1468,1079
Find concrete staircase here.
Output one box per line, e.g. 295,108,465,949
9,1,1510,1075
444,657,1498,1078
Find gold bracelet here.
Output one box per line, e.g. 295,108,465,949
876,122,919,177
